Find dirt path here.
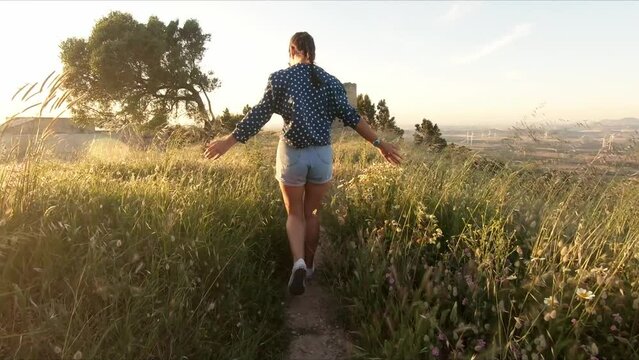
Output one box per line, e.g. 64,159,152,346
285,237,352,360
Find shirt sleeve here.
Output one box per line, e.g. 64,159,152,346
333,81,361,129
231,73,280,143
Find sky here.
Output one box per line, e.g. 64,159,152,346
0,1,638,130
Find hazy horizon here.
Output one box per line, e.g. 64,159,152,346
1,1,638,130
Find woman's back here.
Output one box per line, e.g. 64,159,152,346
231,63,361,148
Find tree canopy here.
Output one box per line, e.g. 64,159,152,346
60,11,219,132
374,99,404,136
218,105,251,134
414,118,447,151
357,94,376,127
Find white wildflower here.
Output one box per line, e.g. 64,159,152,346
575,288,595,301
543,296,559,307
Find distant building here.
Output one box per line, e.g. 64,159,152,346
343,83,357,108
0,117,105,158
332,82,357,129
0,117,94,135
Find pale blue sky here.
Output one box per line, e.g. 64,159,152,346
1,1,638,129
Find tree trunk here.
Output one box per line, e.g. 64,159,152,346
188,86,214,137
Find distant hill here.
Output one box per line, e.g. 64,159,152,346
436,118,639,135
593,117,639,129
547,117,639,133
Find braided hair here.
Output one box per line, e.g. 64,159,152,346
290,32,322,89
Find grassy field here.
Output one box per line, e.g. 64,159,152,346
1,136,291,359
1,132,639,359
323,136,639,359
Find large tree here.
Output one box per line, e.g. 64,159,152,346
59,11,219,133
357,94,376,127
414,118,447,151
374,99,404,136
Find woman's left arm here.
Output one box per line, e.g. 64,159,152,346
353,116,403,165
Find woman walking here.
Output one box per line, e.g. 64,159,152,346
204,32,402,295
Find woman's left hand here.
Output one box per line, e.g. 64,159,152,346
204,135,238,160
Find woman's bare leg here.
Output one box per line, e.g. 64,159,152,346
279,182,306,262
303,181,331,268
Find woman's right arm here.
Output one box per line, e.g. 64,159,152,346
231,73,280,143
204,73,279,160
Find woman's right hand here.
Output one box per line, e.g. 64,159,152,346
378,141,403,165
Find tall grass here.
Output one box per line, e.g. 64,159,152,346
1,71,293,358
0,136,292,359
322,140,639,359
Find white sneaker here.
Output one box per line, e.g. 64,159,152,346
306,266,314,280
288,259,307,295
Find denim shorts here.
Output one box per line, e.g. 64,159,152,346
275,140,333,186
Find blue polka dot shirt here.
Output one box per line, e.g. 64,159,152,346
231,63,361,148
